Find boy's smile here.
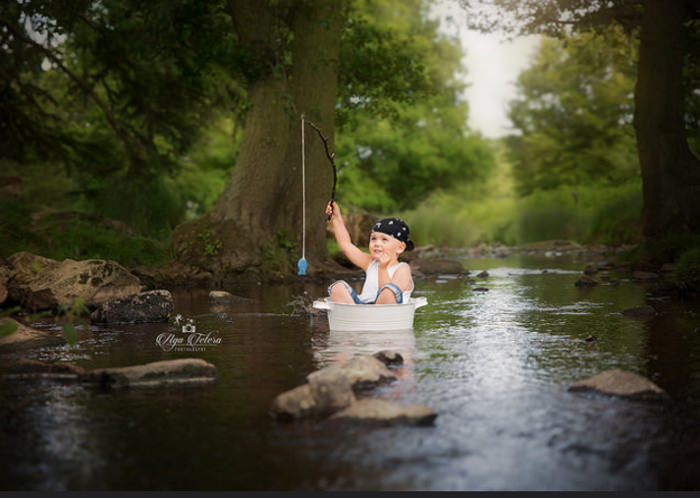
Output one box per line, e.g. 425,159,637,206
369,233,405,260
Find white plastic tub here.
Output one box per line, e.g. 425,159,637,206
312,297,428,331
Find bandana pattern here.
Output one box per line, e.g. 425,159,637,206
370,217,415,251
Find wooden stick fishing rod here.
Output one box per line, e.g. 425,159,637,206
302,118,337,220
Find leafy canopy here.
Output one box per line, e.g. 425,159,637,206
506,25,640,196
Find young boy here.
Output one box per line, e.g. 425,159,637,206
326,201,414,304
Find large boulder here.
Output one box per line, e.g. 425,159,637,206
410,258,466,276
271,369,356,420
7,252,141,311
329,399,437,426
307,355,397,391
0,318,66,353
90,290,173,323
568,369,668,401
82,358,217,389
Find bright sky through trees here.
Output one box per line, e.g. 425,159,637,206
430,1,539,138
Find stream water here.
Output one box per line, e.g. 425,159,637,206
1,253,700,491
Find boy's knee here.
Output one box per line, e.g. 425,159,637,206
376,287,397,304
329,281,354,303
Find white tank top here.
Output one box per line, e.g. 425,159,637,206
357,260,414,303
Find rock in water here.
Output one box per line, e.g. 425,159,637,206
90,290,173,323
307,355,397,391
329,399,437,426
271,369,356,420
0,318,66,353
373,350,404,367
2,359,85,380
575,275,600,287
568,369,668,401
621,305,657,319
82,358,217,389
7,252,140,311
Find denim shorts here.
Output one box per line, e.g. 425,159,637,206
328,280,403,304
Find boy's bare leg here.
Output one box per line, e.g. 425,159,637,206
375,288,397,304
329,282,355,303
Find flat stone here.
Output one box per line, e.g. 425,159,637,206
90,290,173,323
621,305,657,319
568,368,668,401
208,290,235,303
307,355,397,391
82,358,217,389
2,358,85,380
0,318,66,353
329,399,437,426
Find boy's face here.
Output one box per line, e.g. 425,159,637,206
369,231,406,260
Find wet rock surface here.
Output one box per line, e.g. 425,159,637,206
2,358,86,379
6,252,140,311
0,318,66,353
82,358,218,389
329,399,437,426
90,289,173,323
271,351,437,425
307,355,397,391
568,368,668,401
270,370,356,420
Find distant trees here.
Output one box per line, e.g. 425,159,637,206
336,0,494,212
3,0,493,274
462,0,700,248
506,26,639,196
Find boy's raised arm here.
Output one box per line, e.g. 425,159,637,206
326,202,372,270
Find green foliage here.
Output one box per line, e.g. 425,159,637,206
0,197,170,266
59,297,90,347
197,229,223,256
0,321,19,338
506,26,640,196
336,0,495,212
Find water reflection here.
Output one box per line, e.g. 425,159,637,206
2,254,700,490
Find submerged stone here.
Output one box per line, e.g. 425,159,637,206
82,358,217,389
2,358,85,380
568,368,668,401
621,305,657,319
0,318,66,353
329,399,437,426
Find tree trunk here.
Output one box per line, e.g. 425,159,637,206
172,0,342,278
634,0,700,245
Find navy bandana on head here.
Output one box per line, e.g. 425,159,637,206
370,217,415,251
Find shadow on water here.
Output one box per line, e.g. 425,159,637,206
1,253,699,490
